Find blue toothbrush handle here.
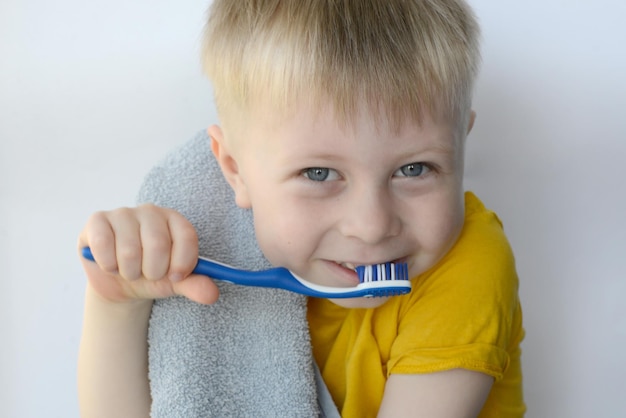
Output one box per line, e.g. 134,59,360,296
192,257,289,288
81,247,314,293
81,247,410,298
193,258,349,297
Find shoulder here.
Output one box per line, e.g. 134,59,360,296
136,130,221,206
132,129,261,267
157,130,216,175
414,191,519,301
385,192,522,376
459,191,515,265
134,129,235,224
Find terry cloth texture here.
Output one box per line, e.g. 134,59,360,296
137,130,330,417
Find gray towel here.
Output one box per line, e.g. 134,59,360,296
136,130,333,417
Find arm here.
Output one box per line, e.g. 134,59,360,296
78,286,153,418
76,205,219,417
378,370,493,418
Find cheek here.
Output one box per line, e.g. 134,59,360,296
434,196,465,250
250,199,321,266
413,193,464,251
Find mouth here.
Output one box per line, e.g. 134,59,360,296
336,261,358,271
331,258,410,284
334,258,407,270
327,258,409,288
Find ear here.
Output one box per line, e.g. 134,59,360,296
466,110,477,135
207,125,252,208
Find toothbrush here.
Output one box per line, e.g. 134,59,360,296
81,247,411,298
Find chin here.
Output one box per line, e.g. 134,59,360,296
328,296,391,309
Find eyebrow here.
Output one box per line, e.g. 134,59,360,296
422,142,458,156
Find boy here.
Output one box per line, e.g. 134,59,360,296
78,0,525,416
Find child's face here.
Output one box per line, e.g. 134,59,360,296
211,102,468,308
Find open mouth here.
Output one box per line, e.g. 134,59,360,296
330,258,410,286
335,258,406,269
336,261,358,270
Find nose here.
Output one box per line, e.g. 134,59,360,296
338,186,401,244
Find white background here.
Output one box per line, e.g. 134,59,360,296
1,0,624,416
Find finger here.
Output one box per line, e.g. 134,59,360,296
79,211,118,273
138,205,173,281
172,273,220,305
108,208,143,281
166,212,199,282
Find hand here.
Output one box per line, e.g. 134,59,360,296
78,204,219,305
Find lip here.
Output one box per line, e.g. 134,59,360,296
340,256,409,268
322,260,361,286
323,257,410,286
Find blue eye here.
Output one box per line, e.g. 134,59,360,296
303,167,339,182
304,167,330,181
395,162,428,177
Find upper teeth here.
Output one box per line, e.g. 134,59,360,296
339,262,357,270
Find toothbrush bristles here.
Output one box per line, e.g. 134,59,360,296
356,262,409,283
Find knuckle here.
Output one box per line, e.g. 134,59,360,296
117,243,142,263
87,210,107,222
137,203,161,215
86,210,110,229
144,237,171,256
178,224,198,243
88,234,110,251
111,206,136,219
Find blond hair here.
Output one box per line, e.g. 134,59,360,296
202,0,480,134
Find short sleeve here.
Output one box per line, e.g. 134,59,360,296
387,193,522,381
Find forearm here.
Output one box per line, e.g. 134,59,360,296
78,284,153,418
378,370,493,418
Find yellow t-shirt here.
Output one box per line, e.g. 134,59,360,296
307,192,525,417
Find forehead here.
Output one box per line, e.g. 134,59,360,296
236,99,461,161
243,97,459,140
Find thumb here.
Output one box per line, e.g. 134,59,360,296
171,274,220,305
